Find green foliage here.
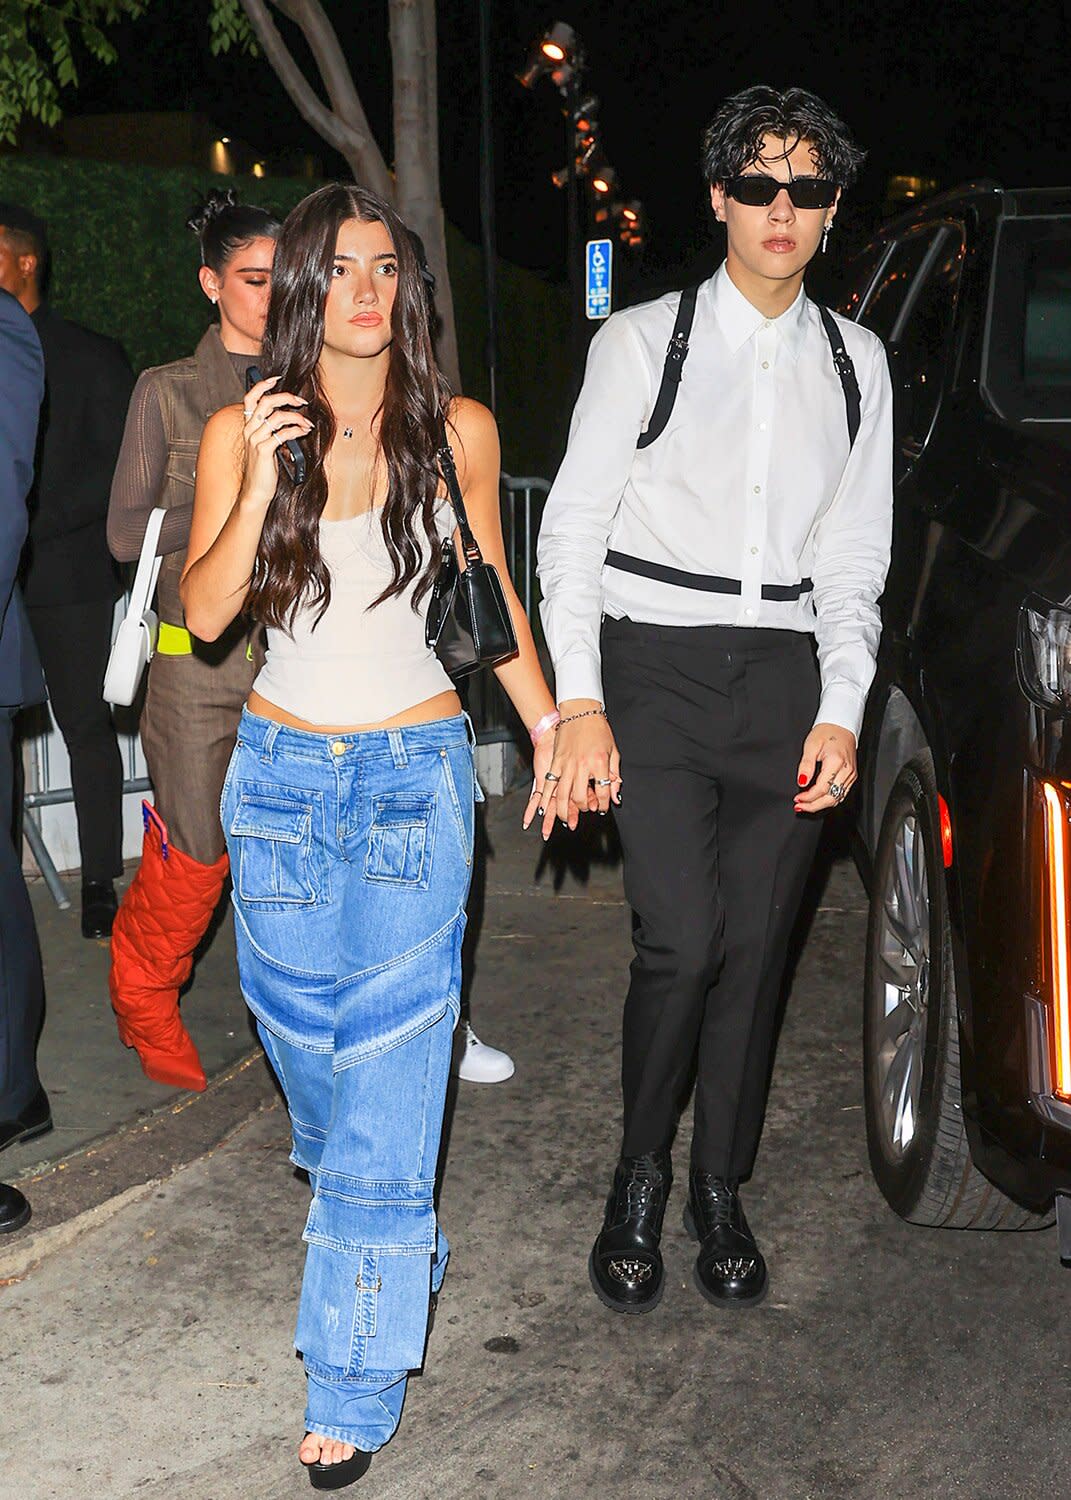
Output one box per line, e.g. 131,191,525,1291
0,155,571,474
206,0,256,56
0,1,148,142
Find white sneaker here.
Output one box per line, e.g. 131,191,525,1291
457,1023,515,1083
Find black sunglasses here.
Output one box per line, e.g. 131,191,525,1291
725,175,838,210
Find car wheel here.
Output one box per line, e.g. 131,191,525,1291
863,757,1052,1229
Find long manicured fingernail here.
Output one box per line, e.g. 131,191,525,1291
798,774,808,786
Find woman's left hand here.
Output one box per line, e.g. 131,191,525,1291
794,723,857,814
523,731,578,831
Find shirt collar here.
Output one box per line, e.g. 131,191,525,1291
708,264,809,363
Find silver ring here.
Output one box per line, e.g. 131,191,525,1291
595,778,613,786
828,781,845,801
544,772,561,783
242,408,254,418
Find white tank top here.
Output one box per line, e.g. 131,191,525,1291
252,502,455,725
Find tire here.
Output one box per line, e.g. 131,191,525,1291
863,756,1053,1230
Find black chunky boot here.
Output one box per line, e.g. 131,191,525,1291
683,1169,768,1308
588,1148,672,1314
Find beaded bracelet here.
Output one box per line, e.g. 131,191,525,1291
529,709,560,746
557,707,607,727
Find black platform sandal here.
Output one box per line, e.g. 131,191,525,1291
302,1435,372,1490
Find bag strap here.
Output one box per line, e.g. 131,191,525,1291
636,283,699,450
817,304,861,450
127,507,167,616
437,433,484,568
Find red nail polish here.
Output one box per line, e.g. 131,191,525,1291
798,774,808,786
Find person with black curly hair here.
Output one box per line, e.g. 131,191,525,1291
105,189,280,1092
537,86,893,1314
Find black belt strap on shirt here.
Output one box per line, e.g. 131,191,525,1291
603,552,814,600
635,287,861,451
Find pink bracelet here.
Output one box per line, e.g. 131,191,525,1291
529,709,560,746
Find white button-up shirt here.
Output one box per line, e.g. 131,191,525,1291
536,264,893,737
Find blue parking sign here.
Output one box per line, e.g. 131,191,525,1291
586,238,613,320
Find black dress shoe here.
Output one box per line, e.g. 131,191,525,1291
0,1085,53,1155
683,1170,768,1308
588,1148,672,1314
81,879,118,939
0,1183,31,1234
302,1436,372,1490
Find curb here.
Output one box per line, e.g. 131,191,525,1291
0,1048,279,1285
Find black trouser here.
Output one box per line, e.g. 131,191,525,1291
27,599,124,884
0,708,44,1118
602,617,823,1180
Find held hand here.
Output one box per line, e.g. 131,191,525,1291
794,723,857,814
537,704,622,841
522,733,578,832
239,376,312,509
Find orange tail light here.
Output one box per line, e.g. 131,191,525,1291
1042,781,1071,1098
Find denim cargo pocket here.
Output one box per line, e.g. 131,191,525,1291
365,794,435,888
296,1242,380,1377
230,788,324,907
297,1192,435,1378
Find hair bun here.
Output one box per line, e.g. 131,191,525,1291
186,187,240,237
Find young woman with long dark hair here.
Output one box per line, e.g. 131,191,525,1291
180,183,560,1487
107,190,280,1091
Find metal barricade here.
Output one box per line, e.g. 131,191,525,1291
465,473,550,745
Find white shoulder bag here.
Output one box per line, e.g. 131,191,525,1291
102,507,167,707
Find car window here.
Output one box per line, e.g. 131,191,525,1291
984,217,1071,423
857,230,943,344
837,241,892,319
890,228,965,457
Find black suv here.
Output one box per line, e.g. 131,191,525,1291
841,184,1071,1255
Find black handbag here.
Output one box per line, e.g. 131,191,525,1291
425,434,518,677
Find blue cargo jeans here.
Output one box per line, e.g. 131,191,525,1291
221,708,479,1451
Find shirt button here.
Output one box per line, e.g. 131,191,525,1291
753,485,761,494
331,740,346,756
745,608,756,618
758,422,767,431
761,360,770,370
750,546,759,555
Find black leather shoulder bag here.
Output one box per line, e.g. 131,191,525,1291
425,433,518,677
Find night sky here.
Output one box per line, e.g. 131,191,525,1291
71,0,1069,287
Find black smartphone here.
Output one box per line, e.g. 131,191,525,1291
245,364,307,486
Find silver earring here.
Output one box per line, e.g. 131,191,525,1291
821,222,831,254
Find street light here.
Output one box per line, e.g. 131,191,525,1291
516,22,581,89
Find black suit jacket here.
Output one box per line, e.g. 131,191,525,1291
21,302,134,608
0,291,45,708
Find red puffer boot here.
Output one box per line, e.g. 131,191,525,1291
109,804,229,1092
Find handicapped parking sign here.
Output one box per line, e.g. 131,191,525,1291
585,238,613,320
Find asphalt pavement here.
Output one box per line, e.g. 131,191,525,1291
1,788,1067,1500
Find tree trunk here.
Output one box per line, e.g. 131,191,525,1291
389,0,461,390
239,0,462,389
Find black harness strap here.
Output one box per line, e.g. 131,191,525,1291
635,287,861,453
636,283,699,450
817,304,862,449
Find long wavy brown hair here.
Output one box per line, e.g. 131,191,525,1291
245,183,452,630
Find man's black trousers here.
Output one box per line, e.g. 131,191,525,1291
602,617,823,1181
27,599,124,884
0,708,44,1118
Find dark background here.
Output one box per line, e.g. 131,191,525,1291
66,0,1070,288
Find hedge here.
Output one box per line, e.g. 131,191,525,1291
0,156,571,477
